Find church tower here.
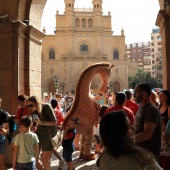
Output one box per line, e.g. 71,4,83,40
63,0,75,31
64,0,75,14
92,0,103,32
92,0,103,14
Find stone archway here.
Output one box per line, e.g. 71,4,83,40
113,81,120,92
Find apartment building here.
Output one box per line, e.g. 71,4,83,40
151,28,162,85
126,27,162,86
126,41,151,72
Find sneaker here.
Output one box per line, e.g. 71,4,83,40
59,158,65,168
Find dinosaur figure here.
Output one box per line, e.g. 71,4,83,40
63,62,114,160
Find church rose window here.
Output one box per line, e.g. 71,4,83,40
80,43,89,53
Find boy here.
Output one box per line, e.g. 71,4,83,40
12,115,39,170
62,118,79,170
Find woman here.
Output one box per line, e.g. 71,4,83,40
97,110,163,170
159,90,170,119
0,98,9,170
16,95,29,122
150,91,160,107
27,96,57,170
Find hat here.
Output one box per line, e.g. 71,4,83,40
71,118,79,124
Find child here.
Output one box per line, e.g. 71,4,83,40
12,115,39,170
160,117,170,170
62,118,79,170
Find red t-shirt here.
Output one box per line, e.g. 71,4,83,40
54,108,64,126
125,100,139,116
105,104,134,125
16,107,29,122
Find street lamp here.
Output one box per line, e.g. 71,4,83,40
53,75,60,92
60,82,66,94
109,82,114,92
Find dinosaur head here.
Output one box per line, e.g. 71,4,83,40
98,63,115,95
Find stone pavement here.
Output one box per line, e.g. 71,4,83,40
7,146,98,170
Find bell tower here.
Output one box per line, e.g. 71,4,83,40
64,0,75,14
92,0,103,31
64,0,75,31
92,0,103,14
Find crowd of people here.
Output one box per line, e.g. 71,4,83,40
0,83,170,170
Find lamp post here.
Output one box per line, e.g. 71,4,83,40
53,75,59,92
60,82,66,94
109,82,114,92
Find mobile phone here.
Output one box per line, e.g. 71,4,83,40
33,114,38,119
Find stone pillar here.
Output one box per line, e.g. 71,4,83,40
0,21,44,165
156,9,170,89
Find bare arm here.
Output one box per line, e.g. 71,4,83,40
34,144,39,159
13,145,19,170
33,118,56,126
135,122,157,143
168,106,170,120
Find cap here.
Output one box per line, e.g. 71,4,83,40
71,118,79,124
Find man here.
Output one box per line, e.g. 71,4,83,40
134,83,161,161
125,90,139,116
0,98,9,170
105,92,134,125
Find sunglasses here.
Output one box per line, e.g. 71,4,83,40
27,104,34,108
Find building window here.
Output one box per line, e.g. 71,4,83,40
88,19,93,27
151,36,154,40
82,18,86,27
132,43,136,48
113,48,119,59
49,48,55,59
157,36,162,40
132,54,136,58
75,18,80,27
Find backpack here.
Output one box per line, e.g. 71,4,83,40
7,114,16,144
0,109,16,144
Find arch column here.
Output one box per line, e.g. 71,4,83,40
156,8,170,89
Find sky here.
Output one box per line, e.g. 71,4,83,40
41,0,160,44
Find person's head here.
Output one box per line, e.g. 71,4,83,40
159,90,170,106
54,93,62,101
51,99,58,109
125,90,132,100
99,105,108,117
68,118,79,129
115,92,126,104
100,110,135,157
19,115,32,132
134,83,151,104
47,91,52,100
17,95,28,108
27,96,41,113
150,91,159,103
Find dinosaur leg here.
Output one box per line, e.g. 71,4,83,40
79,134,85,159
82,128,96,160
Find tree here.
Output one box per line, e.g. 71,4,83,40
128,69,161,89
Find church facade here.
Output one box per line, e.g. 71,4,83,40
42,0,129,94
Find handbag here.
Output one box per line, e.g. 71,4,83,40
50,129,63,149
